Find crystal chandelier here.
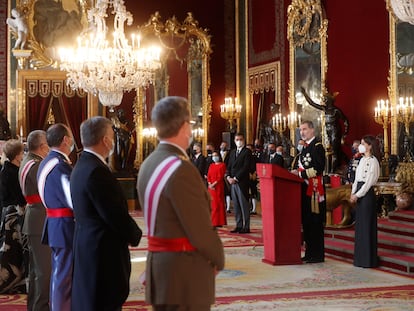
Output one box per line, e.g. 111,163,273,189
390,0,414,24
220,97,242,132
59,0,161,108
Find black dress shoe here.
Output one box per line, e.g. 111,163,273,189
230,228,241,233
250,211,257,215
301,256,310,261
227,210,232,214
239,228,251,234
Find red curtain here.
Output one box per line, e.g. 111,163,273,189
27,93,87,147
28,94,50,130
252,90,275,142
60,95,87,147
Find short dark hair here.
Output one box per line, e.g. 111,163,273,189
46,123,71,147
3,139,24,161
300,120,314,128
80,116,113,147
152,96,190,139
27,130,46,152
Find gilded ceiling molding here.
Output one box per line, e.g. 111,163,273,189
26,79,87,98
248,61,280,97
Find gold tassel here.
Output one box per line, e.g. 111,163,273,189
311,193,320,214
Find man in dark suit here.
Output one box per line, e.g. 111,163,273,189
19,130,51,311
291,120,326,264
70,116,142,311
137,96,224,311
265,143,284,167
204,142,215,178
191,142,206,178
226,133,254,233
37,123,75,311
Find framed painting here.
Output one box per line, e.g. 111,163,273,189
14,0,92,69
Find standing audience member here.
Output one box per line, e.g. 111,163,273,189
137,96,224,311
219,141,231,213
291,121,326,263
350,135,380,268
191,142,206,178
347,139,362,184
220,141,230,165
265,143,284,167
37,124,74,311
207,151,227,227
204,142,215,177
226,133,254,233
0,139,26,293
245,144,259,215
19,130,51,310
70,117,142,311
252,139,264,163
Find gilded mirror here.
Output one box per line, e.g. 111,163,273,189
133,12,212,166
287,0,328,148
386,1,414,158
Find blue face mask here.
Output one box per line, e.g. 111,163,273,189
212,156,220,163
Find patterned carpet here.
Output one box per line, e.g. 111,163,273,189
2,214,414,310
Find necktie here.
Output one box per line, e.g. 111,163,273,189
236,149,240,157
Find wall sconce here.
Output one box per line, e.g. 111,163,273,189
287,111,301,130
396,97,414,135
220,97,242,132
374,99,392,164
142,127,158,158
272,113,287,133
192,127,204,142
395,97,414,162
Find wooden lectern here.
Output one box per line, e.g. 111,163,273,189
257,163,303,265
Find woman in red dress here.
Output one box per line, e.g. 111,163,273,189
207,151,227,227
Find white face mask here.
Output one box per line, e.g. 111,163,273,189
235,140,243,148
297,144,304,153
358,144,366,154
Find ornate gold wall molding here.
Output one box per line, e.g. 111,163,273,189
287,0,328,151
385,0,399,155
248,61,280,95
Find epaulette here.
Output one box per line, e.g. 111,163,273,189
177,154,188,162
315,142,323,146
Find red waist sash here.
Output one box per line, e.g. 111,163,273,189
148,236,196,252
46,207,74,218
25,194,42,204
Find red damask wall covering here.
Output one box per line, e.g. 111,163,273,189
325,0,389,148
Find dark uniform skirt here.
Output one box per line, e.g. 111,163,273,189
353,182,378,268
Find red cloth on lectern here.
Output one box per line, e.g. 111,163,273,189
330,175,342,224
207,162,227,227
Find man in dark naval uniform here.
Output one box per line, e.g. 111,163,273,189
291,120,326,263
